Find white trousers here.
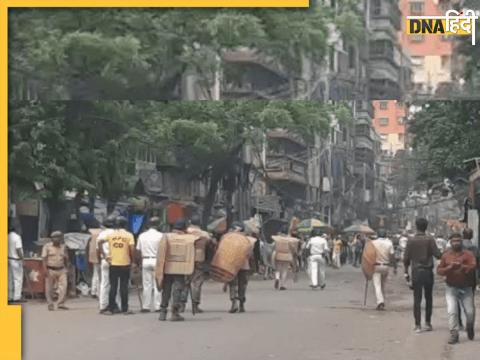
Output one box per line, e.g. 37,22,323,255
8,260,23,301
372,265,389,305
142,258,161,311
309,255,326,287
275,261,289,288
99,259,120,310
333,253,341,268
90,263,100,296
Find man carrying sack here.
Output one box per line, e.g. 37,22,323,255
42,231,69,311
180,214,213,314
156,219,199,322
227,222,255,314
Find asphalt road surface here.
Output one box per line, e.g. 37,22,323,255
22,266,477,360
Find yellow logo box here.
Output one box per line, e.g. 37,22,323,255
406,18,473,36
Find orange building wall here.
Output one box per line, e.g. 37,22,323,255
399,0,453,56
373,100,407,154
373,100,406,134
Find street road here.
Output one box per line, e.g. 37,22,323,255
22,266,477,360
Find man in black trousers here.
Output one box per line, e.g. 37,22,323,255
403,217,441,333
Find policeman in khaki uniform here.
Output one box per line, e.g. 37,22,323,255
157,219,195,322
42,231,69,311
227,222,255,314
180,215,214,314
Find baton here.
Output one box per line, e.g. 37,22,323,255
363,279,369,307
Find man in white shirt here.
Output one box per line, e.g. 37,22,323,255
372,229,396,311
306,229,329,289
137,217,163,313
399,232,408,261
8,222,24,303
96,216,117,313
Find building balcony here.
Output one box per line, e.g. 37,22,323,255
267,129,307,147
355,147,375,166
222,82,291,100
370,1,401,31
223,48,287,79
265,154,308,186
355,136,374,151
369,78,402,100
356,100,375,119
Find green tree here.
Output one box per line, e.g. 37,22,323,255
409,101,480,181
9,5,363,100
139,101,351,225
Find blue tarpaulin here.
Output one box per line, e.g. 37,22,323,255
129,214,145,235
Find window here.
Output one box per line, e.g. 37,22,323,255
372,0,381,15
329,46,335,72
379,118,389,126
397,117,405,125
411,34,425,43
441,55,450,70
379,101,388,110
348,46,356,69
411,56,424,67
396,101,403,108
399,134,405,143
409,1,424,16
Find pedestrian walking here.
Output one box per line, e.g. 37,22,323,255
446,227,478,331
403,218,442,333
333,237,342,269
136,216,163,313
437,233,476,344
371,229,397,311
273,226,297,291
42,231,69,311
398,231,408,261
306,229,329,289
352,234,363,267
96,216,117,313
180,215,213,314
101,216,135,315
8,222,24,303
87,226,102,299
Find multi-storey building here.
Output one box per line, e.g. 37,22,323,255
372,100,407,155
368,0,413,100
399,0,453,98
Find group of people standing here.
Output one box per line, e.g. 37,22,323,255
8,214,479,344
368,217,478,345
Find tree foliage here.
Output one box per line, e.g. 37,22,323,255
9,5,363,100
409,101,480,181
9,100,353,220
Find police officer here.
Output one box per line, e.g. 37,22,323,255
158,219,190,322
180,215,213,314
227,222,254,314
101,216,135,315
42,231,69,311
